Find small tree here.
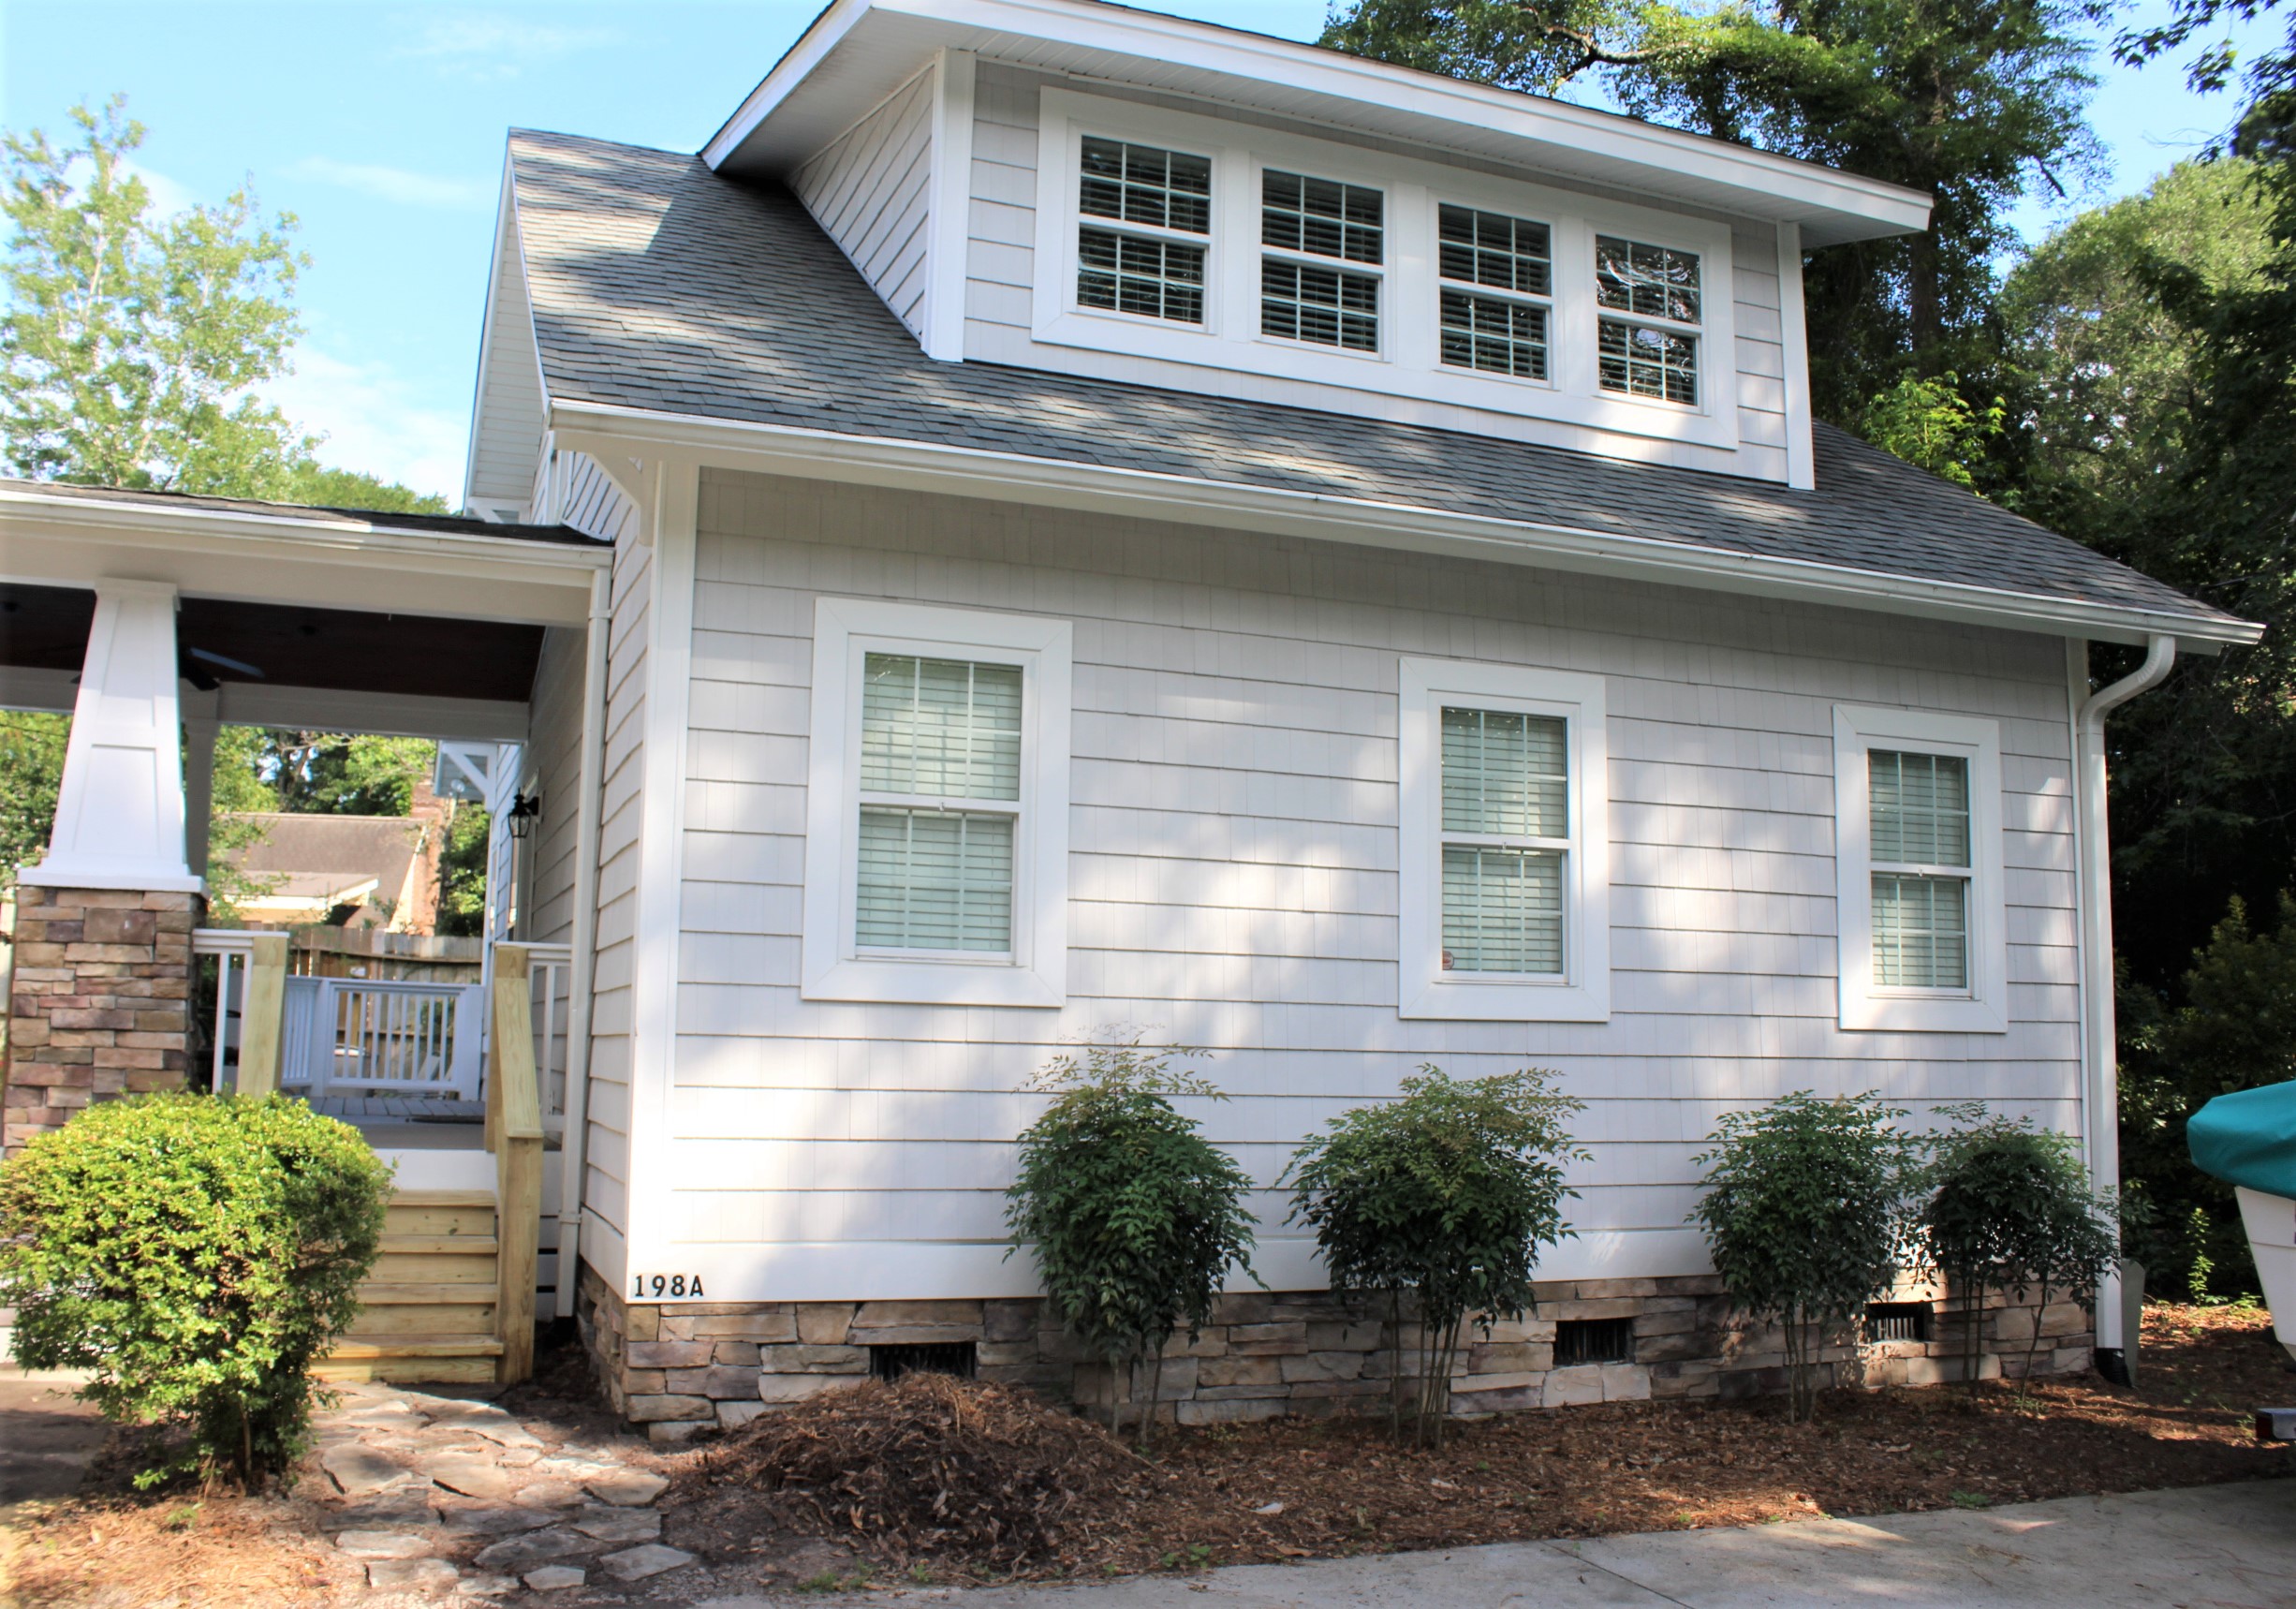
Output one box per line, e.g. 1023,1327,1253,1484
0,1093,390,1488
1004,1039,1257,1442
1920,1105,2119,1401
1690,1093,1921,1423
1285,1065,1585,1449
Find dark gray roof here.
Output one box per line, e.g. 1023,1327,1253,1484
1,477,608,548
507,128,2242,633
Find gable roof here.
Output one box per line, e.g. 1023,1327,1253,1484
505,128,2256,649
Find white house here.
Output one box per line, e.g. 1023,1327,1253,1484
0,0,2259,1425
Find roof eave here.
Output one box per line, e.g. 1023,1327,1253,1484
549,398,2259,655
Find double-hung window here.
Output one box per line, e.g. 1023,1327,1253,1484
802,598,1073,1008
1832,706,2007,1032
1436,203,1553,382
1399,657,1610,1021
1595,234,1701,406
1075,136,1212,325
1260,170,1384,353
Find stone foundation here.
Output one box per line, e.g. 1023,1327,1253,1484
4,886,199,1154
575,1265,2095,1443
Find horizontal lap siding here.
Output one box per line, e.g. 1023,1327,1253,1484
965,64,1792,484
793,67,935,339
524,626,584,947
660,468,2080,1297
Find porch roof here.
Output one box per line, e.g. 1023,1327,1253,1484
2,478,607,549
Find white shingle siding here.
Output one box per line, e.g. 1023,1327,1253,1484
961,63,1793,483
793,66,935,339
655,466,2079,1302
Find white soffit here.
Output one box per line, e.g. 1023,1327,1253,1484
705,0,1932,247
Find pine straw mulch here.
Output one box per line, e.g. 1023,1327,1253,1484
656,1303,2296,1584
0,1493,355,1609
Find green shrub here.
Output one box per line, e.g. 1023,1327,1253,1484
1285,1065,1585,1448
1920,1104,2118,1399
0,1093,391,1488
1004,1040,1258,1442
1690,1093,1921,1422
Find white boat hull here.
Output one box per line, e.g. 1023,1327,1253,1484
2236,1186,2296,1365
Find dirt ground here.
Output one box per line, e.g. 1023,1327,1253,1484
5,1303,2292,1606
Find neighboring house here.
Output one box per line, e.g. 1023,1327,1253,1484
0,0,2260,1424
220,794,448,932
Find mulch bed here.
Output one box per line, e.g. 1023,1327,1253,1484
656,1303,2296,1583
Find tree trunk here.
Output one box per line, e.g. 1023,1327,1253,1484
1907,229,1943,374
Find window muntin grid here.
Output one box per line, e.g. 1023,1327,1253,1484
1596,235,1701,323
1262,170,1384,263
1079,137,1211,235
1262,258,1379,351
1438,705,1569,977
1598,320,1698,405
1078,228,1206,323
1441,289,1549,379
857,807,1015,952
1867,749,1973,992
860,655,1022,801
1439,204,1551,296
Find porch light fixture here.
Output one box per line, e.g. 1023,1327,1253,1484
504,791,542,841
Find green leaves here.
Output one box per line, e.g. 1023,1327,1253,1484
1285,1065,1586,1446
1005,1040,1258,1440
0,1093,391,1488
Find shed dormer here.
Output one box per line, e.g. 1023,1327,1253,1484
707,0,1928,490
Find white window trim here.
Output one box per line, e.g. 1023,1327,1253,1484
1832,704,2009,1034
1031,88,1740,451
802,598,1072,1007
1398,657,1611,1021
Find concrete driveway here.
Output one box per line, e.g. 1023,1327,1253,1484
684,1480,2296,1609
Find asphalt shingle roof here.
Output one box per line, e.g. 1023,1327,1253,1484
507,128,2240,632
0,477,608,547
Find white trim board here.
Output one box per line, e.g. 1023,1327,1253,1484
552,404,2259,652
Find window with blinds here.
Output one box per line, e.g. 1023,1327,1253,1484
1261,169,1384,351
1595,234,1701,406
1868,749,1970,990
1438,706,1570,975
1076,136,1212,325
855,653,1022,953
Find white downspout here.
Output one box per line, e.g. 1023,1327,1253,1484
556,568,611,1317
2072,631,2176,1372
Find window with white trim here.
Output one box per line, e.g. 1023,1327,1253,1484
1076,136,1211,324
1399,657,1610,1021
1832,705,2008,1033
1437,203,1552,381
802,599,1072,1008
1261,170,1384,352
1595,234,1700,406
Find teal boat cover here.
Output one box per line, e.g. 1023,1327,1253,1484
2188,1080,2296,1201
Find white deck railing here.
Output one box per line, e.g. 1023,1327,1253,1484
523,941,573,1123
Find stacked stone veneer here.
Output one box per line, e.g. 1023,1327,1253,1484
576,1265,2094,1442
4,887,199,1153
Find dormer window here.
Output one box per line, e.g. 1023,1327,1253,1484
1437,204,1552,381
1595,235,1700,405
1261,170,1383,352
1076,137,1211,324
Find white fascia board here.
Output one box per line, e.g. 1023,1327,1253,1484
0,489,609,626
705,0,1932,244
552,399,2261,654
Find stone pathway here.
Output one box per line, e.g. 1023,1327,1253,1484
309,1381,690,1599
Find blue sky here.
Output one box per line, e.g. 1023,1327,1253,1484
0,0,2279,503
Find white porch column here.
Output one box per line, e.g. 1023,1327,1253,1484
182,687,219,878
22,579,201,893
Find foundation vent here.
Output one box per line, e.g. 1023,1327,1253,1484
869,1341,979,1382
1553,1317,1636,1366
1864,1302,1933,1344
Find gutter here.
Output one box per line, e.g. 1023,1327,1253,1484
2071,632,2177,1376
556,568,612,1318
550,401,2260,654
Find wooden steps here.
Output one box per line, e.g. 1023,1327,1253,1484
323,1188,508,1384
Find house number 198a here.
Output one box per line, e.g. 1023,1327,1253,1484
634,1275,704,1299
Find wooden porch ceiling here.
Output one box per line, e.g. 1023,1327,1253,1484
0,583,547,703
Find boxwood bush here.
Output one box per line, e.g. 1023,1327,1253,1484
0,1093,391,1488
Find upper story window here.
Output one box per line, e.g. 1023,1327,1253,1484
1261,170,1384,351
1032,90,1743,455
1437,204,1552,381
1832,705,2007,1034
1076,137,1211,325
1595,234,1701,406
802,598,1073,1009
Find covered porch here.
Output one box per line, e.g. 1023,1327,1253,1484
0,479,613,1380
